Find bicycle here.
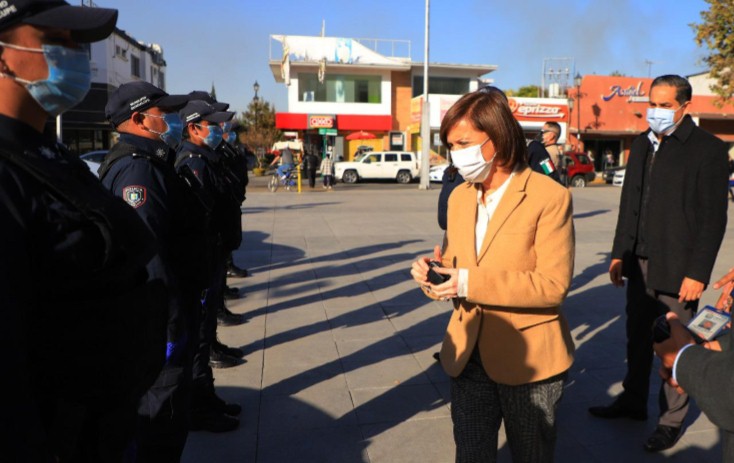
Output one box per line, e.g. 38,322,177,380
268,168,297,192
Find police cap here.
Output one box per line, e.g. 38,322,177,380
180,100,234,125
0,0,118,43
187,90,230,111
106,81,189,127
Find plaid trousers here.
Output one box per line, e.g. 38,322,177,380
451,348,566,463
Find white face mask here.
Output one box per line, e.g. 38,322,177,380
450,138,495,183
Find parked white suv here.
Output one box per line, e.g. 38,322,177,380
335,151,420,184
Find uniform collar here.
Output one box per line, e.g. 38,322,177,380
0,114,57,153
119,133,172,161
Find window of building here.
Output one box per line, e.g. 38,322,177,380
412,76,470,97
299,74,381,103
115,44,128,60
158,71,165,90
131,55,140,77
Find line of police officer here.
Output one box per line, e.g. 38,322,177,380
0,2,252,461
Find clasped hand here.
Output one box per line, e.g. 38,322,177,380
410,245,459,300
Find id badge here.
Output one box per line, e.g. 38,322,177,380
687,306,731,341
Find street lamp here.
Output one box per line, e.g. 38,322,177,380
574,72,582,143
252,80,260,127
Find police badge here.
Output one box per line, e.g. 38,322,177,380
122,185,147,208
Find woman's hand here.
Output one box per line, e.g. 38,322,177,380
411,245,443,287
429,267,459,300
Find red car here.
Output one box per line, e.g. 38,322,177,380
562,152,596,188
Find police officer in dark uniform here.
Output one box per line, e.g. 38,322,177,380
99,81,202,461
176,100,242,432
188,90,250,281
0,2,167,461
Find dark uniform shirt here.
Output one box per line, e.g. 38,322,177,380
0,114,163,460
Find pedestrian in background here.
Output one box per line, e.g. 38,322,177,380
411,86,575,462
321,152,335,189
303,149,319,188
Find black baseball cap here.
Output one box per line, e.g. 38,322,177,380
188,90,230,111
105,81,189,126
0,0,118,43
179,100,234,124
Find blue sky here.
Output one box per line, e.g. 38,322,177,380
97,0,711,115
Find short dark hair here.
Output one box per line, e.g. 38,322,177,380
439,86,527,171
651,75,692,105
543,121,561,139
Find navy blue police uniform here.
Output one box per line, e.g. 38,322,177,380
99,132,210,461
0,114,166,462
175,137,242,427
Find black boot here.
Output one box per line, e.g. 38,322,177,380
223,285,241,300
217,305,247,326
209,348,243,369
226,263,249,278
213,338,245,359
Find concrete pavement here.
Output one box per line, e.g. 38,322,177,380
182,176,734,463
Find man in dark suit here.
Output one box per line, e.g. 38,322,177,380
588,75,730,452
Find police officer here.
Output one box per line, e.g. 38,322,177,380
176,99,242,432
0,2,167,460
99,81,201,461
188,90,250,281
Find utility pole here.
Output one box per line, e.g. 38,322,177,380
418,0,431,190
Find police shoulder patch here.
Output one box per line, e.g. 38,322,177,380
122,185,147,208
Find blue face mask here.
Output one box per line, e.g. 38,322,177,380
646,106,682,134
221,121,234,132
0,41,91,116
196,123,223,148
225,131,237,145
142,112,183,148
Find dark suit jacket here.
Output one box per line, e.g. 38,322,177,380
611,115,729,293
527,140,561,184
677,332,734,432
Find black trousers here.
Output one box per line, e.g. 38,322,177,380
307,169,316,188
621,257,697,427
451,348,566,463
192,245,226,387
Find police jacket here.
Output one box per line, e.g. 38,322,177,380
612,115,729,293
527,140,562,184
0,115,166,460
176,140,241,252
217,140,248,203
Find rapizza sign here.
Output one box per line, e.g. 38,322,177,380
508,98,566,121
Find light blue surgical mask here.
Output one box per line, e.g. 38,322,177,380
225,131,237,145
646,106,683,134
142,112,184,148
221,121,234,132
0,41,91,116
196,123,223,148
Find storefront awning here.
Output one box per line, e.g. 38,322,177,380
275,113,392,131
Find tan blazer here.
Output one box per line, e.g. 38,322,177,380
435,167,575,385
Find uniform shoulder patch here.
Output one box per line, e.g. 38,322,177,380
122,185,147,208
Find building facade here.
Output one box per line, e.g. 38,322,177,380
58,27,167,155
269,35,496,161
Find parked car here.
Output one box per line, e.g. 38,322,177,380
80,150,108,177
613,169,626,187
429,163,449,182
563,152,595,188
335,151,420,184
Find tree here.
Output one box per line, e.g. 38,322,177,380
691,0,734,105
610,70,627,77
210,82,217,101
239,98,280,155
506,85,540,98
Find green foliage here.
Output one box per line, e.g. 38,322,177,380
691,0,734,105
506,85,540,97
210,83,217,101
240,99,281,154
609,70,626,77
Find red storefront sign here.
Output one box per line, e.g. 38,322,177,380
508,98,567,121
308,114,336,128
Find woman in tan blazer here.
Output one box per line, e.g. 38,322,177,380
411,86,575,463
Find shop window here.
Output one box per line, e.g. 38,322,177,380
412,76,470,97
299,74,381,103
